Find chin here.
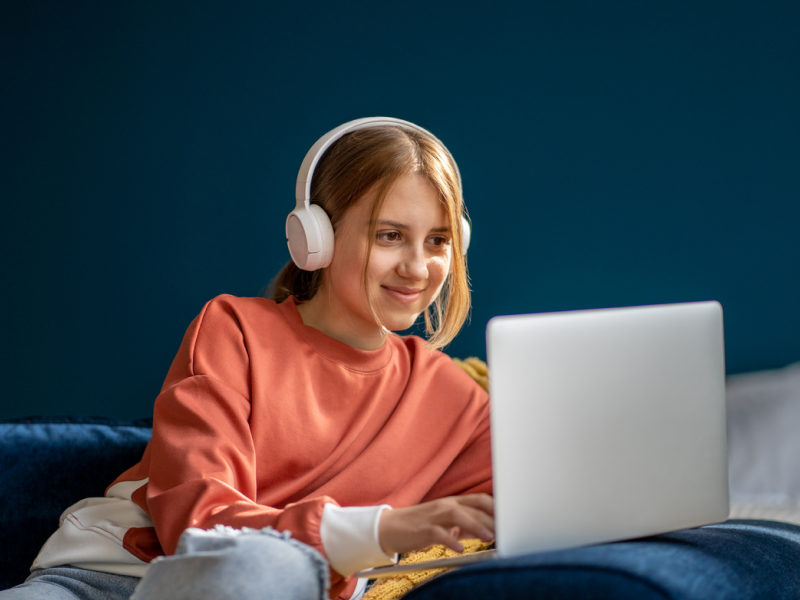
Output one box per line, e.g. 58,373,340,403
380,309,423,333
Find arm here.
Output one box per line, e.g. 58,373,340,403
141,297,399,596
422,400,492,499
380,367,494,554
142,297,334,555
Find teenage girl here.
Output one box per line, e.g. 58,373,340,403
4,117,493,600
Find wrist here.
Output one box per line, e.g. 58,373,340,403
378,506,392,554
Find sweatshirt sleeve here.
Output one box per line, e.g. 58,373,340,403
143,296,338,562
321,504,397,576
422,372,493,500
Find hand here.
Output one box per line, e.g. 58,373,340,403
378,494,494,555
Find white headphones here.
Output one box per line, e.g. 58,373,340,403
285,117,472,271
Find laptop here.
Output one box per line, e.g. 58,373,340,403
355,301,729,579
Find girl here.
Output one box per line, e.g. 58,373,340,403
7,117,493,600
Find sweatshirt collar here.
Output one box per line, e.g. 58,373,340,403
277,296,395,373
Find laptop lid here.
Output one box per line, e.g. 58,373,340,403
486,301,729,558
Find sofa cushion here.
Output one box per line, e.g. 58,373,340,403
405,520,800,600
0,417,152,590
727,361,800,526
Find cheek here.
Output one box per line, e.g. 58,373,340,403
430,256,450,280
328,247,366,296
366,250,395,285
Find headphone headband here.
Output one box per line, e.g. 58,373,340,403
294,116,463,209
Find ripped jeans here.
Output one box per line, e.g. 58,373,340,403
0,526,330,600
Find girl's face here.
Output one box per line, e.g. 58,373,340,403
311,173,452,349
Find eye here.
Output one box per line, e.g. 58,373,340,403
377,231,401,242
429,236,450,247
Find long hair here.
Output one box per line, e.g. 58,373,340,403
268,125,471,350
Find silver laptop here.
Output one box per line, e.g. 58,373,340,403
356,301,729,578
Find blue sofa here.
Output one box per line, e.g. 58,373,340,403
0,417,153,591
3,416,800,599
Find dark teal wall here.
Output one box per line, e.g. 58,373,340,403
2,1,798,420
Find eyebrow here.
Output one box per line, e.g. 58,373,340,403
377,220,450,233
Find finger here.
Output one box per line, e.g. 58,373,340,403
454,494,494,516
445,506,495,542
428,525,464,553
452,504,495,537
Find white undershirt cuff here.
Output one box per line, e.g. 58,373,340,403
321,504,398,577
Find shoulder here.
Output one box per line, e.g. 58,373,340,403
199,293,277,318
399,335,489,401
183,294,293,363
193,294,285,334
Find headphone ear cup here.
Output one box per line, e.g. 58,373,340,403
286,209,310,270
285,204,334,271
461,215,471,255
308,204,335,269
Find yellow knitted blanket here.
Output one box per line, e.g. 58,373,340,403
362,357,490,600
362,538,494,600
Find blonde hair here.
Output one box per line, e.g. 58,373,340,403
268,125,471,350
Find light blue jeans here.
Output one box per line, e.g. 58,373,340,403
0,526,330,600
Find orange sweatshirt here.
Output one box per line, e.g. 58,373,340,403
33,295,492,599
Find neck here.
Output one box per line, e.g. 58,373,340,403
295,289,388,351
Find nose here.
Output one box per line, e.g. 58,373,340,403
398,242,428,282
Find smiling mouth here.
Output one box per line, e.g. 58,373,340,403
382,286,426,304
383,286,425,294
